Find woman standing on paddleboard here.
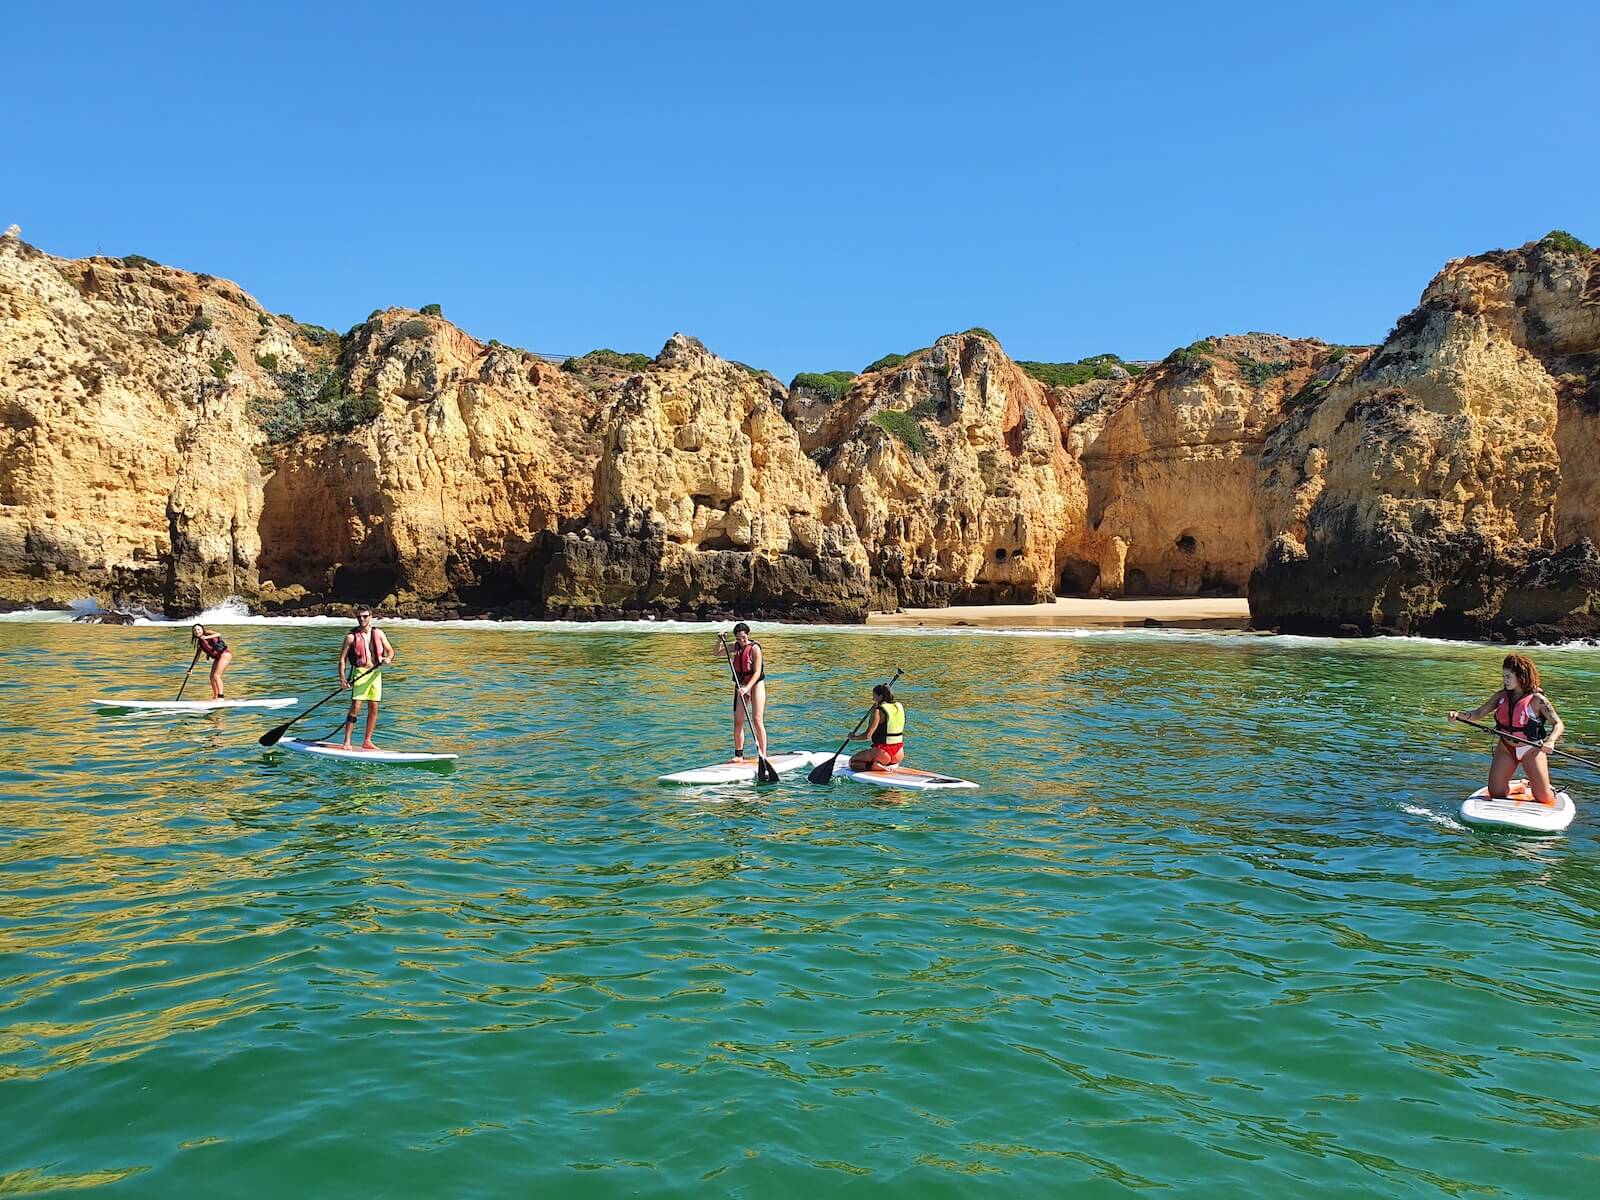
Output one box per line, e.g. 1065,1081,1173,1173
190,623,232,699
1450,653,1566,804
727,623,769,764
340,607,394,751
848,684,906,772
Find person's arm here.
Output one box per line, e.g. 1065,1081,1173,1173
1450,692,1500,722
339,635,352,687
1537,695,1564,749
851,709,881,744
378,631,394,665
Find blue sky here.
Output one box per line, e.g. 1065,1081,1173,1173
7,1,1596,379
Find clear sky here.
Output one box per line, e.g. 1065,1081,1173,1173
7,1,1596,380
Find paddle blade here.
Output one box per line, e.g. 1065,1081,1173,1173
259,723,290,747
756,755,780,784
808,756,837,785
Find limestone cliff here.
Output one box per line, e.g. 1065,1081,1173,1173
1251,234,1600,638
6,225,1599,641
1068,334,1349,596
0,234,291,611
537,335,871,619
799,332,1087,609
257,312,602,613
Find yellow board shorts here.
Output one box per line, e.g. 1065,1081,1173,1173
350,670,382,702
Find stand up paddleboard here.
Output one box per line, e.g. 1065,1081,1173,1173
277,738,459,765
92,697,298,712
1460,783,1575,834
827,756,978,792
660,752,829,785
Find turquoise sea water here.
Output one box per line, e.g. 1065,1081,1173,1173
1,617,1596,1197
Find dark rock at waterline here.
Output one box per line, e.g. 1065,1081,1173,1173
1250,526,1600,642
532,530,873,622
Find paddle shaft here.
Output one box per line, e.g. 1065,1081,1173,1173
810,668,903,783
175,644,202,700
259,663,380,746
1454,714,1600,771
719,634,775,780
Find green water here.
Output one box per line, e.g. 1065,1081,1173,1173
1,618,1596,1197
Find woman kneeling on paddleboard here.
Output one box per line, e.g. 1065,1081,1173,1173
1450,653,1565,805
728,623,769,764
340,608,394,751
191,623,231,699
849,684,906,772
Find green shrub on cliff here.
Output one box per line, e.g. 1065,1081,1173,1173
1169,339,1218,368
256,352,279,372
863,352,908,373
1540,229,1592,255
120,254,159,268
420,303,443,317
872,409,927,454
563,349,652,373
295,322,341,348
208,348,236,380
962,327,1000,344
1232,354,1291,388
1018,354,1128,389
251,367,384,443
393,319,431,342
791,370,856,400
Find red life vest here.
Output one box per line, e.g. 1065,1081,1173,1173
197,633,227,661
1495,689,1543,747
346,628,382,669
733,640,762,684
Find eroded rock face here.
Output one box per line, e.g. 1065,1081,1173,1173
537,334,872,618
257,312,602,613
0,236,271,611
1250,237,1600,638
1069,334,1346,596
811,333,1087,608
7,227,1598,639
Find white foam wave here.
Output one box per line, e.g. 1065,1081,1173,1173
4,595,1600,652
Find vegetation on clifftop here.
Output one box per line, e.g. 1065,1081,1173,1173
563,349,653,374
791,370,856,400
1540,229,1592,255
1018,354,1139,388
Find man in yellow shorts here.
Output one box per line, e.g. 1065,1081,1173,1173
340,607,395,750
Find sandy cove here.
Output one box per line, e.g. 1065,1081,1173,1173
865,596,1251,631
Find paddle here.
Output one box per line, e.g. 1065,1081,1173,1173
808,668,904,785
718,633,778,784
175,643,202,701
259,664,380,747
1452,714,1600,771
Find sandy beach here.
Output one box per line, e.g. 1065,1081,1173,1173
866,596,1252,631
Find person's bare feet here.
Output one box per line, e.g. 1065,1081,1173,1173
360,742,378,751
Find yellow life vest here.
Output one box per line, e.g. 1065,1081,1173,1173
874,701,905,746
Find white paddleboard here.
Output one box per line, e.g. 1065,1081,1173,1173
93,696,298,712
278,738,459,765
828,755,978,792
1460,784,1575,834
659,752,828,785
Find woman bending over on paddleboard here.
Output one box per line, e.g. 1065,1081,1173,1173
191,623,231,699
340,608,394,751
727,623,769,764
849,684,906,772
1450,653,1565,805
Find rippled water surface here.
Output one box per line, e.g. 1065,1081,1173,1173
1,619,1596,1196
